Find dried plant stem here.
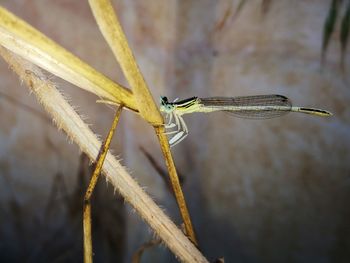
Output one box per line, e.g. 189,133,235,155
88,1,198,243
0,47,208,263
88,0,163,125
0,7,137,111
84,106,123,263
155,127,198,245
83,202,93,263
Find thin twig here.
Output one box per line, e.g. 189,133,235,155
139,146,185,192
83,105,123,263
155,126,198,245
131,238,162,263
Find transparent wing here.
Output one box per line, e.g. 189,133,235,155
199,94,292,119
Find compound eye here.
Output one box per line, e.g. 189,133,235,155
160,96,167,105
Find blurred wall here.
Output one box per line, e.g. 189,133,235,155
0,1,349,262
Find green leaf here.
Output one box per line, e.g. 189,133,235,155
322,0,339,63
340,1,350,70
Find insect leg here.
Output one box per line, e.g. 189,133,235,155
170,115,188,147
164,113,182,135
165,113,176,128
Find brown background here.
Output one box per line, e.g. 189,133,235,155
0,1,349,262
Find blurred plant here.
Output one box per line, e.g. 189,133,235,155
0,90,51,124
0,153,125,262
340,1,350,71
321,0,350,71
221,0,349,73
214,0,274,32
322,0,340,64
139,146,185,192
131,238,162,263
261,0,272,14
235,0,247,17
236,0,273,18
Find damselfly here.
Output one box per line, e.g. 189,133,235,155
159,95,332,146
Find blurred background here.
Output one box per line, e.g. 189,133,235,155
0,0,349,262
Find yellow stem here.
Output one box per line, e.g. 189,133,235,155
155,126,198,246
83,203,93,263
83,106,123,263
88,0,163,125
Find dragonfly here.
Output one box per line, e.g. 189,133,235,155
159,94,332,147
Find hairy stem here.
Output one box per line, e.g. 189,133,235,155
0,46,208,263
